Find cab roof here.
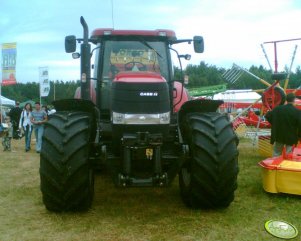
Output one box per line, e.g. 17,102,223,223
91,29,177,41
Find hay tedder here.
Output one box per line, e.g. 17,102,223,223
39,17,239,212
223,43,300,130
223,41,301,196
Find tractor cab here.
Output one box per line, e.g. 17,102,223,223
91,29,176,80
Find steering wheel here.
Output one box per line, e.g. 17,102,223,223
124,61,147,71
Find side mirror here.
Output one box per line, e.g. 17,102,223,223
65,35,77,53
193,36,204,53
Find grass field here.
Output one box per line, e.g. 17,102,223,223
0,138,300,241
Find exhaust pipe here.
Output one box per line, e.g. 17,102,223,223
80,16,91,100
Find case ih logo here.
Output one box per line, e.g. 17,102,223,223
140,92,158,97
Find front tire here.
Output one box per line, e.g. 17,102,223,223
179,112,239,208
40,111,94,212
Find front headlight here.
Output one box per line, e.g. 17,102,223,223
112,112,125,124
159,112,170,124
112,112,170,125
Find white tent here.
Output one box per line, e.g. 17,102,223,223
213,89,261,103
0,95,15,107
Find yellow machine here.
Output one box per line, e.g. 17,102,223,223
259,146,301,195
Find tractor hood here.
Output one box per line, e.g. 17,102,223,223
111,71,170,114
113,71,166,84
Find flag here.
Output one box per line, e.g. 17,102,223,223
39,67,50,97
1,42,17,86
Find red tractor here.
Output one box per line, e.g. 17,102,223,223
40,17,239,212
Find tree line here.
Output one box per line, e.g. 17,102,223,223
2,80,79,105
179,61,301,90
2,62,301,104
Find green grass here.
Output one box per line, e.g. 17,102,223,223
0,138,300,241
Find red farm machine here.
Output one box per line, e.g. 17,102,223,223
40,17,239,212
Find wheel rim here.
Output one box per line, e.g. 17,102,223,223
181,168,191,186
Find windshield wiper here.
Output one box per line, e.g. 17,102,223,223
138,38,162,58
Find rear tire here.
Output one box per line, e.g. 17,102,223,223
40,111,94,212
179,112,239,208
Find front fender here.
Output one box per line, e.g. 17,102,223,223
52,99,99,144
52,99,96,113
178,99,223,143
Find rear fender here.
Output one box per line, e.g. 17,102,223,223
178,99,223,143
173,81,189,113
74,79,97,105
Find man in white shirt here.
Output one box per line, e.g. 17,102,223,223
31,102,48,153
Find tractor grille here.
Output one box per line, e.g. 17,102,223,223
111,82,170,113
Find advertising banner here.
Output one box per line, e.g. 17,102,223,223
1,42,17,86
39,67,50,97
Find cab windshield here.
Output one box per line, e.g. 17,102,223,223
101,40,169,80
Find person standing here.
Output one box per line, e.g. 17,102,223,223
8,101,22,139
31,102,48,153
265,92,301,156
2,116,13,151
0,108,6,124
19,103,33,152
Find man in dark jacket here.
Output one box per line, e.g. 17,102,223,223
8,101,22,139
265,92,301,156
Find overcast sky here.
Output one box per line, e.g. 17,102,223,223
1,0,301,83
